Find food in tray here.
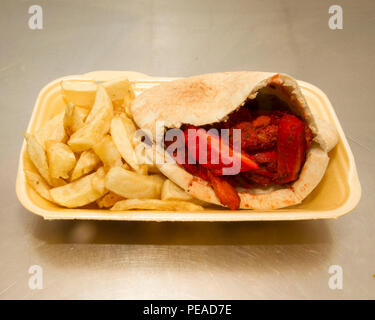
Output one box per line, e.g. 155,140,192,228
131,72,339,210
23,72,338,211
23,77,203,211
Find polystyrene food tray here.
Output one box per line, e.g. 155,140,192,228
16,71,361,221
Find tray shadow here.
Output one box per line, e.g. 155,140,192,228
24,208,334,272
31,215,332,246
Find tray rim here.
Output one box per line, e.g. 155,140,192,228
15,70,361,221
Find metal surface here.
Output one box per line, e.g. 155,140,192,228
0,0,373,299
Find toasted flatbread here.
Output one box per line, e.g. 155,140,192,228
132,72,338,209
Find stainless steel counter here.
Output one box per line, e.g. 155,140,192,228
1,0,374,299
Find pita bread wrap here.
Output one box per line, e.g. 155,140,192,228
132,72,338,210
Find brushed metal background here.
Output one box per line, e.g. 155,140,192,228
1,0,373,299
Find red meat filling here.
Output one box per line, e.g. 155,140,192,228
165,103,313,210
